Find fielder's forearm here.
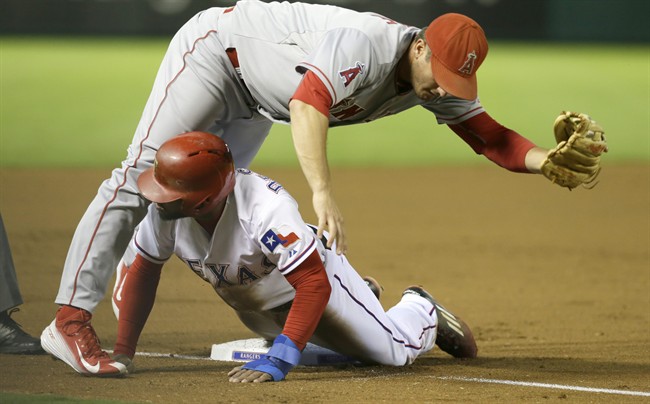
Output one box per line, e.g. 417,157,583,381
448,112,537,173
289,99,332,195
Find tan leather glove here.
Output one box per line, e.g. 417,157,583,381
541,111,608,189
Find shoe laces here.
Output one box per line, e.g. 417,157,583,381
62,316,109,360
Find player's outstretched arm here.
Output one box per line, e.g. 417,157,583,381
289,99,347,254
229,252,331,383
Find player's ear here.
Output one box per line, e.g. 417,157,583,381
413,38,428,59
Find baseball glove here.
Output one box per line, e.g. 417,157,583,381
540,111,608,190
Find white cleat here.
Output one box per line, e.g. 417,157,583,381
41,308,128,377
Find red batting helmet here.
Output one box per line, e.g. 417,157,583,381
137,132,235,217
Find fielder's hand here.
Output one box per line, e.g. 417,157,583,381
541,111,608,189
313,190,347,255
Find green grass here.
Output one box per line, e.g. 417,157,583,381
0,392,139,404
1,37,648,167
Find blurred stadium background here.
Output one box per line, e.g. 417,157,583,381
3,0,648,41
1,0,648,167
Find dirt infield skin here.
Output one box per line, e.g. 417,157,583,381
0,165,648,403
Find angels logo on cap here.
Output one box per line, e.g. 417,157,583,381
424,13,488,100
458,50,477,76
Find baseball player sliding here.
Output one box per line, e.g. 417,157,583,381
43,0,606,374
42,133,477,379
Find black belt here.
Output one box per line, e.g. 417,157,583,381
307,224,331,250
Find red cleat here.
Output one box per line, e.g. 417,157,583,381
41,306,129,377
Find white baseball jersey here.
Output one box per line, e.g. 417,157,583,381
125,169,438,365
218,0,484,125
132,169,323,312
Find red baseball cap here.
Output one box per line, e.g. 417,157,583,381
425,13,488,100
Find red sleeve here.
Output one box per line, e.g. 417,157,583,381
282,249,331,351
290,70,332,118
113,254,163,359
448,112,537,173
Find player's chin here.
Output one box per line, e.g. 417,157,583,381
416,91,433,102
159,211,185,221
156,206,186,221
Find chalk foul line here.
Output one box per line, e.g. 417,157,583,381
433,376,650,397
124,351,650,397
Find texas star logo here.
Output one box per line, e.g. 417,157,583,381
261,229,300,252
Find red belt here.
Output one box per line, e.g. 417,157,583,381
226,48,239,69
223,6,239,70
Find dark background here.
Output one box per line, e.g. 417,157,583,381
2,0,649,42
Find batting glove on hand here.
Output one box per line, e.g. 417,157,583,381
228,334,301,383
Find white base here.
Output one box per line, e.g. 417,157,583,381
210,338,357,366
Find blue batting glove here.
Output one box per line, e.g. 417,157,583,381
242,334,301,381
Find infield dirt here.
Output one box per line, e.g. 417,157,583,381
0,165,648,403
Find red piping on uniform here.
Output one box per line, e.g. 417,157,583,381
68,30,219,304
291,71,332,117
299,62,338,105
278,238,316,273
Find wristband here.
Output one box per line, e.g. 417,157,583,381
241,334,301,381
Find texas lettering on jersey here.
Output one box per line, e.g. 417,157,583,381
184,256,276,287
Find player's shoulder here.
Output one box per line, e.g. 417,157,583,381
232,169,297,224
337,13,417,40
234,169,289,200
333,14,418,64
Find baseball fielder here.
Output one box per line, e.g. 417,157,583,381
44,1,606,373
43,132,477,379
